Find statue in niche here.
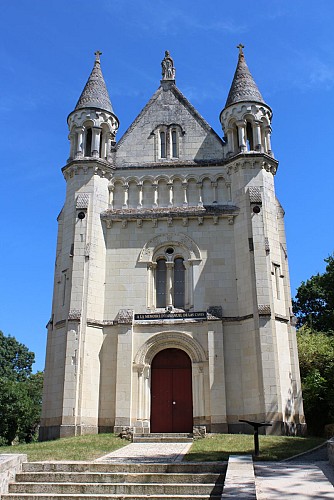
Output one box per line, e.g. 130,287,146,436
161,50,175,80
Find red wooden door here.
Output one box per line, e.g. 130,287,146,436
151,348,193,433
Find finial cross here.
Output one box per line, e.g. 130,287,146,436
95,50,102,62
237,43,244,55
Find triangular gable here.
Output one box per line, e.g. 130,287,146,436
116,84,224,168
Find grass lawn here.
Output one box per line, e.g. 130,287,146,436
0,434,128,462
0,433,326,462
185,434,326,461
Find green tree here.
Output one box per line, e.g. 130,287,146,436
297,327,334,435
0,331,35,381
293,253,334,333
0,331,43,445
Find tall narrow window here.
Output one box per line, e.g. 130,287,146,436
273,264,281,300
174,258,185,308
156,259,167,307
171,130,178,158
85,128,92,157
160,132,166,158
99,131,104,158
246,121,254,150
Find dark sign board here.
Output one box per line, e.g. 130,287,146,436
134,311,207,321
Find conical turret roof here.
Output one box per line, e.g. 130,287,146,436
75,51,113,113
225,44,265,108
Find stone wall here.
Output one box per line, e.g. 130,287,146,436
0,454,27,495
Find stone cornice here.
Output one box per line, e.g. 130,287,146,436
101,204,239,222
115,159,226,171
225,153,279,175
62,159,115,181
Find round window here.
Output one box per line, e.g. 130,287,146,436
165,247,174,255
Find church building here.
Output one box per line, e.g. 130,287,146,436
40,47,305,440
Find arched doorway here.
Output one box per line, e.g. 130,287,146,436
151,348,193,433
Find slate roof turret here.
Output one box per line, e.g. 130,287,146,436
225,44,265,108
75,51,113,113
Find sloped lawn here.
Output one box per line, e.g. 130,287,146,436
185,434,326,461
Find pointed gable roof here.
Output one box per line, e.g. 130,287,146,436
225,44,265,108
75,51,114,113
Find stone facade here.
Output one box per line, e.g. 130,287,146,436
39,49,305,440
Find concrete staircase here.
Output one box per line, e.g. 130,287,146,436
133,432,193,443
3,461,226,499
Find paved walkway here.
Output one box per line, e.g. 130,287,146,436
95,442,192,463
255,462,334,499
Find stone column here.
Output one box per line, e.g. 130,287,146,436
254,121,262,151
137,183,143,209
264,126,272,155
237,121,246,152
193,363,205,419
108,185,114,209
184,261,193,309
75,127,84,157
165,260,174,307
226,181,232,202
226,127,235,155
168,182,173,207
197,182,203,207
147,263,156,309
153,182,158,208
182,181,188,207
68,132,75,161
91,127,102,158
123,184,129,209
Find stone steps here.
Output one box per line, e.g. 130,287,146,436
22,462,224,473
132,433,193,443
15,472,221,484
3,461,226,499
2,495,223,499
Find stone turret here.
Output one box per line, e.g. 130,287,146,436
220,44,273,158
67,51,119,162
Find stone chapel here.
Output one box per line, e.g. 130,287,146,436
39,47,305,440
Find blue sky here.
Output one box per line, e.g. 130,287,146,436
1,0,333,372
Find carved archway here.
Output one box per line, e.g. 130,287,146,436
134,330,207,366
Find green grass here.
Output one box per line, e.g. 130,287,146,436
184,434,326,461
0,434,128,462
0,433,326,462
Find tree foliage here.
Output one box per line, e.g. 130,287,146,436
293,254,334,333
0,331,35,381
297,327,334,435
0,331,43,445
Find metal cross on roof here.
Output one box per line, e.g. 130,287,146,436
237,43,245,55
94,50,102,62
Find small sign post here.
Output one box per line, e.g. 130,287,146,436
239,419,272,457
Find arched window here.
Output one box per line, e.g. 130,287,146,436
160,131,167,158
171,130,178,158
85,128,92,157
156,258,167,308
246,121,254,151
155,125,183,160
155,252,185,309
174,257,185,307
